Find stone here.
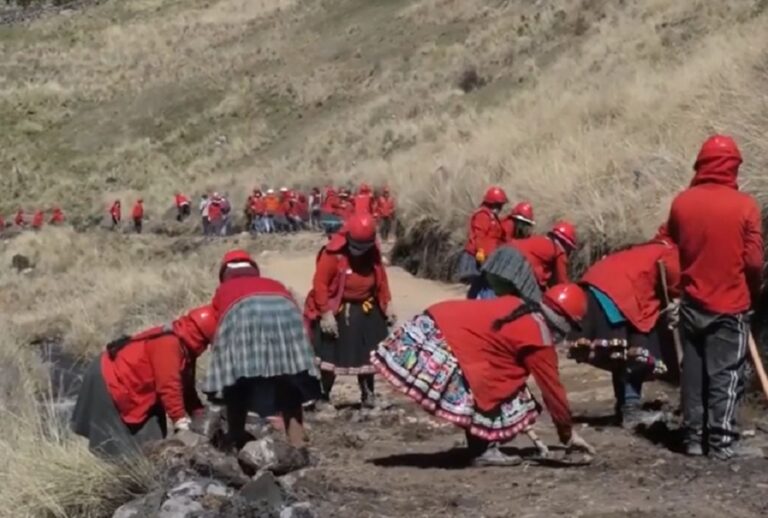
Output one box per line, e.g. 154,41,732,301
206,481,234,498
341,431,369,449
158,496,204,518
112,489,165,518
280,502,317,518
238,437,309,475
190,443,250,487
169,430,208,449
238,470,285,509
167,480,206,499
11,254,33,273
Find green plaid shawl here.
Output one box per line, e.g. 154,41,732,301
201,295,318,394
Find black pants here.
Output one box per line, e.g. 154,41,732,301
177,205,191,222
133,218,142,234
379,217,394,241
680,301,749,452
320,370,375,402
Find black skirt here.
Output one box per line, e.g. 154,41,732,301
223,371,321,417
313,301,388,375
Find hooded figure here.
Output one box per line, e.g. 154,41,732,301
14,208,26,227
373,284,595,466
667,135,764,460
50,207,65,225
71,305,217,458
201,250,320,451
304,214,394,409
132,199,144,233
110,200,121,228
31,210,44,230
572,235,681,428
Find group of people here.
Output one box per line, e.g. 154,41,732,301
0,207,65,231
73,134,762,468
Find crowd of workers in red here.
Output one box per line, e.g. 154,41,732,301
0,207,66,231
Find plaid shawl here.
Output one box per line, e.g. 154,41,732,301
482,245,543,302
201,295,318,394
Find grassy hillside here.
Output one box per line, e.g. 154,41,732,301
3,0,768,263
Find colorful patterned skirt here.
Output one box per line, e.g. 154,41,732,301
371,313,540,442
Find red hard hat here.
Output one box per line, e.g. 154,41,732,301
219,249,259,281
511,202,535,225
482,186,508,205
550,220,577,250
175,304,218,357
543,283,588,323
695,135,742,169
346,213,377,242
188,305,217,342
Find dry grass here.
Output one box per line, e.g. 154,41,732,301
3,0,768,515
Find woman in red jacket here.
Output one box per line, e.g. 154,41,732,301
202,250,320,450
512,220,577,289
570,234,680,428
501,201,535,241
71,305,217,458
372,284,595,466
456,186,509,299
305,214,395,408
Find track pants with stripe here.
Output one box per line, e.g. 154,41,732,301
680,301,749,453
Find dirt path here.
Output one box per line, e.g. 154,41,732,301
258,250,768,518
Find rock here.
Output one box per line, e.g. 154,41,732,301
11,254,33,273
167,480,206,499
238,437,309,475
158,496,204,518
190,443,250,487
278,469,325,499
341,430,369,449
112,489,165,518
169,430,208,449
280,501,317,518
238,470,285,509
206,480,234,498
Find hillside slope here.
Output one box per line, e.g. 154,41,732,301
2,0,768,263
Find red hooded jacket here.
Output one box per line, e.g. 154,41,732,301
132,201,144,220
250,196,267,216
14,210,25,226
353,193,373,216
50,208,65,224
213,266,296,318
667,155,763,313
376,195,395,218
110,202,121,221
304,237,392,322
175,193,190,208
512,235,570,288
31,211,44,229
428,297,572,441
101,319,206,425
464,207,505,256
582,241,681,333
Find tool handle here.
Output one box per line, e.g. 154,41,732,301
748,333,768,402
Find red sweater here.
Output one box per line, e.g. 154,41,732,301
101,327,202,424
110,203,121,221
512,235,569,288
304,243,392,320
213,268,295,317
667,157,763,313
132,202,144,220
582,241,680,333
353,193,373,216
377,196,395,218
428,297,572,440
175,194,190,207
464,207,505,256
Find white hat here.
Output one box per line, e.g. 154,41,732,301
267,188,275,194
280,187,288,192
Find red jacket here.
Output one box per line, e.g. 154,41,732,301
50,209,65,224
428,297,571,439
304,239,392,321
101,326,203,425
250,197,267,216
31,211,44,229
353,193,373,216
376,196,395,218
667,158,763,313
175,194,190,208
464,207,505,256
501,216,516,241
208,201,222,221
110,203,121,221
14,210,25,226
132,202,144,220
512,235,569,288
213,268,296,318
582,241,680,333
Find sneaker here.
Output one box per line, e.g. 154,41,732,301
471,446,523,467
710,444,765,461
684,442,704,457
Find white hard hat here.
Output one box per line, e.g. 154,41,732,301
267,188,275,194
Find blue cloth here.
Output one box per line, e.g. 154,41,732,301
467,276,496,300
588,286,626,325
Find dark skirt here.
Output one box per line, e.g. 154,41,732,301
567,289,665,379
454,251,481,283
223,371,321,417
314,302,388,375
71,356,166,459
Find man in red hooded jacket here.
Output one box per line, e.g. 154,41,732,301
71,305,217,457
31,210,44,230
132,199,144,233
667,135,763,460
576,233,680,427
175,192,191,222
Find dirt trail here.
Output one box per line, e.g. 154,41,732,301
258,250,768,518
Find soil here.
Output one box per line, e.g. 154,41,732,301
260,249,768,518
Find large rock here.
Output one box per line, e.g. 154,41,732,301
158,495,204,518
112,489,165,518
168,430,208,449
238,470,284,508
190,443,250,487
280,502,317,518
238,437,309,475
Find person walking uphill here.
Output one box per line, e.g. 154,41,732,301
71,306,217,458
201,250,320,451
110,200,121,229
456,186,509,299
132,199,144,233
305,213,395,408
372,284,595,466
376,187,396,242
512,220,577,289
175,192,191,222
667,135,764,460
573,231,680,428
